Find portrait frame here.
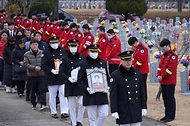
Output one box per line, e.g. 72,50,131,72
86,67,108,92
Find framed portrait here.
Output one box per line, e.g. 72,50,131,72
86,67,108,92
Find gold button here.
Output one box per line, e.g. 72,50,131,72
136,91,138,93
136,97,138,100
129,98,131,100
127,85,129,88
128,92,130,94
135,78,137,80
100,62,102,64
71,62,73,64
91,67,93,69
71,67,73,69
135,72,136,74
136,85,138,87
125,79,127,81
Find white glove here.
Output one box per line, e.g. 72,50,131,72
142,109,147,116
112,112,119,119
51,69,59,75
87,87,95,94
68,77,76,83
71,67,79,81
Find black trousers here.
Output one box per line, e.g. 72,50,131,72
28,76,46,106
14,80,25,95
161,84,176,119
142,74,148,101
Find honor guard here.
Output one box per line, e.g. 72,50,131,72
157,39,178,122
110,50,147,126
78,44,109,126
60,39,85,126
41,36,69,119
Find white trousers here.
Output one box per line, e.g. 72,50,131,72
120,122,141,126
87,104,108,126
48,84,68,114
68,96,85,126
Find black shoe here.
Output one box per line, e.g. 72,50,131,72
77,122,83,126
52,114,58,118
160,116,168,121
163,118,174,122
61,113,69,119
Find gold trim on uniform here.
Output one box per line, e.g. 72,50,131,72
137,61,142,66
166,69,172,75
157,68,161,71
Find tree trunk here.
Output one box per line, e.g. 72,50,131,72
53,0,59,19
178,0,182,12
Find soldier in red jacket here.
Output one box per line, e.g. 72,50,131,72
31,12,38,32
11,13,22,30
20,14,31,32
106,29,121,75
78,24,94,56
59,22,70,49
43,17,58,42
64,23,83,52
36,17,46,34
128,37,149,101
96,26,108,61
52,21,64,37
157,39,177,123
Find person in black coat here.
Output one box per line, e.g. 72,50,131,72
3,37,16,93
77,44,109,126
11,39,27,97
109,50,147,126
41,36,69,119
60,39,85,126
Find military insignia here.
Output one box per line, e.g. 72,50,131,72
88,36,91,39
113,44,116,47
140,50,144,53
172,56,175,60
102,39,105,42
78,34,81,37
70,32,73,34
41,54,44,57
110,78,113,82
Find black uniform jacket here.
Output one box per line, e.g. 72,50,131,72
77,56,109,106
60,51,84,97
41,46,67,86
110,65,147,124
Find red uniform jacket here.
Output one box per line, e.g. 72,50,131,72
43,23,56,42
106,35,121,64
97,33,108,61
59,28,70,50
36,22,45,34
65,29,83,49
0,14,5,23
0,39,7,57
157,49,178,85
132,42,149,74
14,17,22,29
31,18,38,32
78,31,94,56
20,18,31,31
52,26,63,37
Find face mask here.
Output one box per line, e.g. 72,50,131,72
70,47,77,53
108,36,113,39
50,43,59,49
89,52,98,59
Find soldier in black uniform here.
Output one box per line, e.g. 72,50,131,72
60,39,85,126
41,36,69,119
109,50,147,126
77,44,109,126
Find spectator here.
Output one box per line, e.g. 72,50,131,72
11,39,27,97
24,39,47,110
3,37,16,92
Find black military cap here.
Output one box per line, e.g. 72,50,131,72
49,36,59,43
118,50,133,60
67,39,79,46
87,44,100,52
160,38,171,47
128,36,138,46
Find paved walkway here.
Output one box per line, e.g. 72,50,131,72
0,87,167,126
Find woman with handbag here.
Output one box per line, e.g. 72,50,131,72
11,39,27,97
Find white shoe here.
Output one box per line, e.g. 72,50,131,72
11,88,16,93
40,105,48,110
6,86,11,93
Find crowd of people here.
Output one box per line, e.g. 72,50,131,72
0,9,177,126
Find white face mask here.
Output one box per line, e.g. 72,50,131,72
89,52,98,59
108,36,113,39
50,43,59,49
69,47,78,53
